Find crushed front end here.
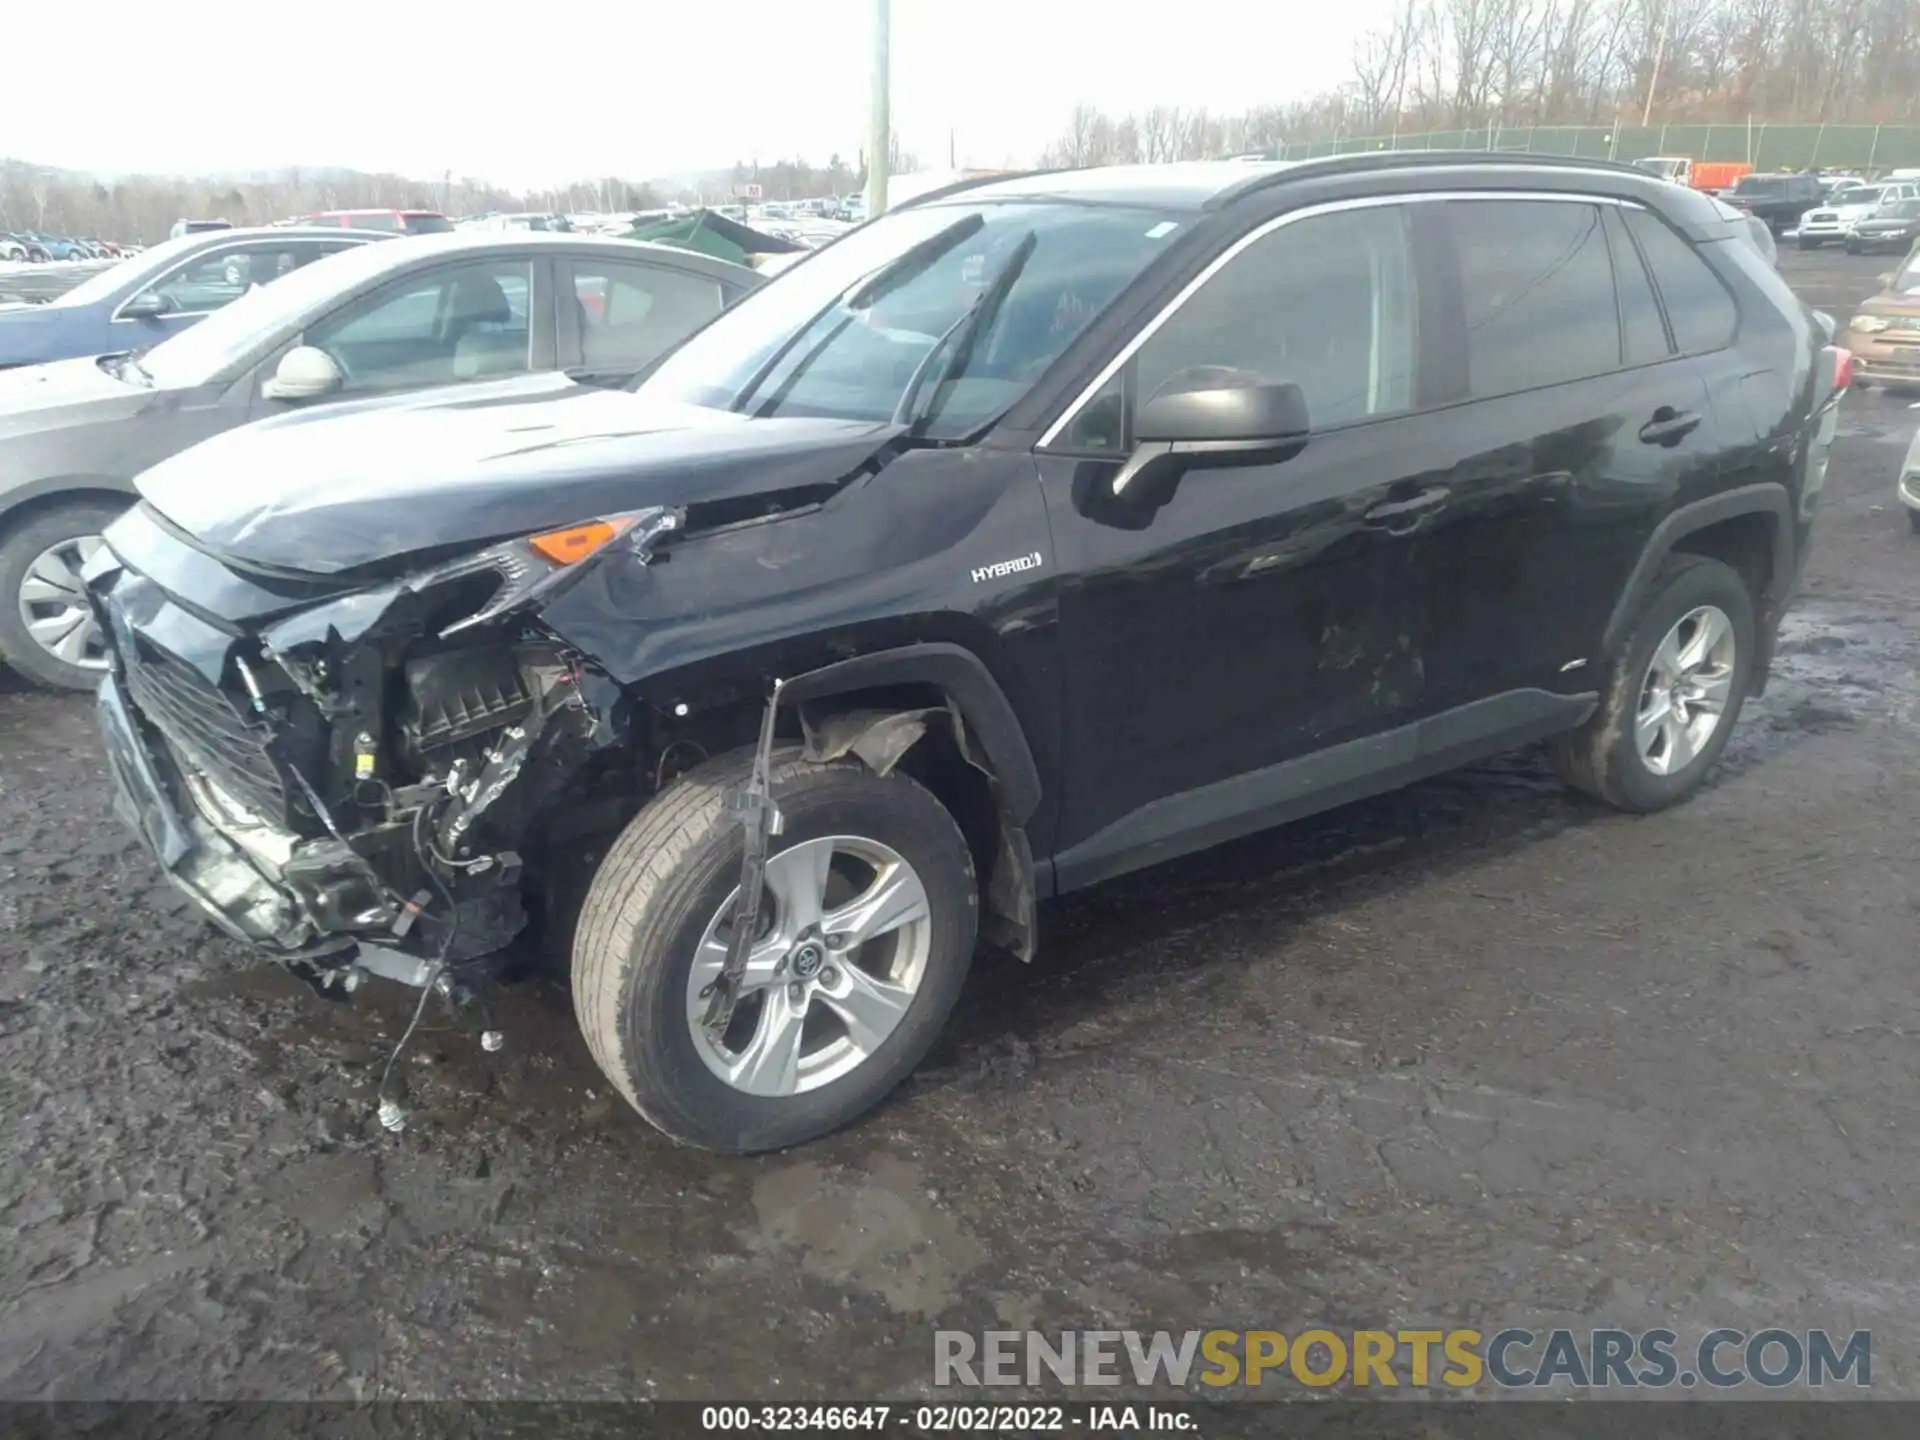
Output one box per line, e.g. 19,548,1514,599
87,502,677,969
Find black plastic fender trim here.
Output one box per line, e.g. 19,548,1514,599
780,642,1044,824
1601,482,1794,657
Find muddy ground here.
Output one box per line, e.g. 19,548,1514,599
3,247,1919,1402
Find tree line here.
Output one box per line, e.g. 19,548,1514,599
0,162,671,246
1041,0,1920,166
0,138,918,246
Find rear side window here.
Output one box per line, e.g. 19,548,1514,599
1603,207,1671,366
1448,199,1619,398
402,214,455,235
1621,208,1738,354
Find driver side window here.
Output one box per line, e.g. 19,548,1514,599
304,260,532,393
132,249,252,317
1059,205,1418,453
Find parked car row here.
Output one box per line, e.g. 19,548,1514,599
1793,179,1920,248
2,233,132,264
14,153,1843,1156
0,227,761,687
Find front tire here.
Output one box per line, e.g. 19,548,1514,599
573,746,978,1152
1798,236,1821,250
0,498,126,690
1553,555,1755,813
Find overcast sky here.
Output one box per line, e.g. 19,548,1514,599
2,0,1391,190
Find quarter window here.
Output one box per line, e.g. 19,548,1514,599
1622,208,1738,354
1448,199,1620,398
1127,203,1418,434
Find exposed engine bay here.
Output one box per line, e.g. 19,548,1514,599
90,505,697,976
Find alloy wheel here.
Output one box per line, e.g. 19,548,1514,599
685,834,933,1097
17,534,108,672
1635,604,1736,776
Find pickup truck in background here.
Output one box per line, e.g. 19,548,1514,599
1632,156,1755,192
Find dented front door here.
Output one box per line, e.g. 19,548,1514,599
1036,411,1451,862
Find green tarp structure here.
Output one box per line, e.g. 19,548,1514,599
624,210,806,266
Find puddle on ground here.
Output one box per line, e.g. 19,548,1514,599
747,1155,984,1317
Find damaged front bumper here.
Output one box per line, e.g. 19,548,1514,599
99,673,380,955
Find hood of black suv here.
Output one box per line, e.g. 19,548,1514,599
135,383,904,574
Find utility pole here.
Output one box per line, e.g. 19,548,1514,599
865,0,891,216
1641,0,1670,129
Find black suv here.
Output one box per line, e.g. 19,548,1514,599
1726,171,1824,233
88,155,1847,1153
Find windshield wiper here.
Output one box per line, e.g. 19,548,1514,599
730,212,987,416
890,229,1036,435
844,212,984,308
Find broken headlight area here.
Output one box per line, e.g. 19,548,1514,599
105,506,681,968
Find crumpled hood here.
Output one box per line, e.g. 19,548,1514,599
136,380,903,574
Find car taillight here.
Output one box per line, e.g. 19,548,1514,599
1833,347,1854,391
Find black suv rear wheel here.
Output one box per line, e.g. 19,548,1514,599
1553,554,1755,812
572,746,978,1152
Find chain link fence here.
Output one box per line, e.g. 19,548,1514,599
1278,123,1920,173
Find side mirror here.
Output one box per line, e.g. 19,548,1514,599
1113,376,1310,501
120,291,170,319
260,345,344,402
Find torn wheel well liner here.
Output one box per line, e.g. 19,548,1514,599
779,642,1042,823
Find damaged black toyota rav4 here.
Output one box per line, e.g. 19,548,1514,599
89,155,1847,1152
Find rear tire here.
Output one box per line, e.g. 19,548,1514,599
0,498,126,690
1553,554,1755,813
572,745,978,1153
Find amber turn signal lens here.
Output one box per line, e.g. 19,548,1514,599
529,520,620,565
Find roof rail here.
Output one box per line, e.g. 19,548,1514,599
889,169,1058,211
1211,148,1655,208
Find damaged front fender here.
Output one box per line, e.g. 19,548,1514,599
797,693,1038,963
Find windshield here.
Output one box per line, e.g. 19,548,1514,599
640,200,1186,439
139,240,399,387
1845,186,1889,207
50,234,211,308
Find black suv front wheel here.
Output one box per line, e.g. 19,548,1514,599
572,747,978,1153
1554,554,1755,812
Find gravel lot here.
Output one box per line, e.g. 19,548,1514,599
2,246,1918,1403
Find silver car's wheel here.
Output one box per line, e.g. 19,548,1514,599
18,534,108,672
1635,604,1736,776
685,834,933,1097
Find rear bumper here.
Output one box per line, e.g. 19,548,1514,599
99,673,374,957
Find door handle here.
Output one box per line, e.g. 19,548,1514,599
1639,408,1703,445
1364,485,1451,528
